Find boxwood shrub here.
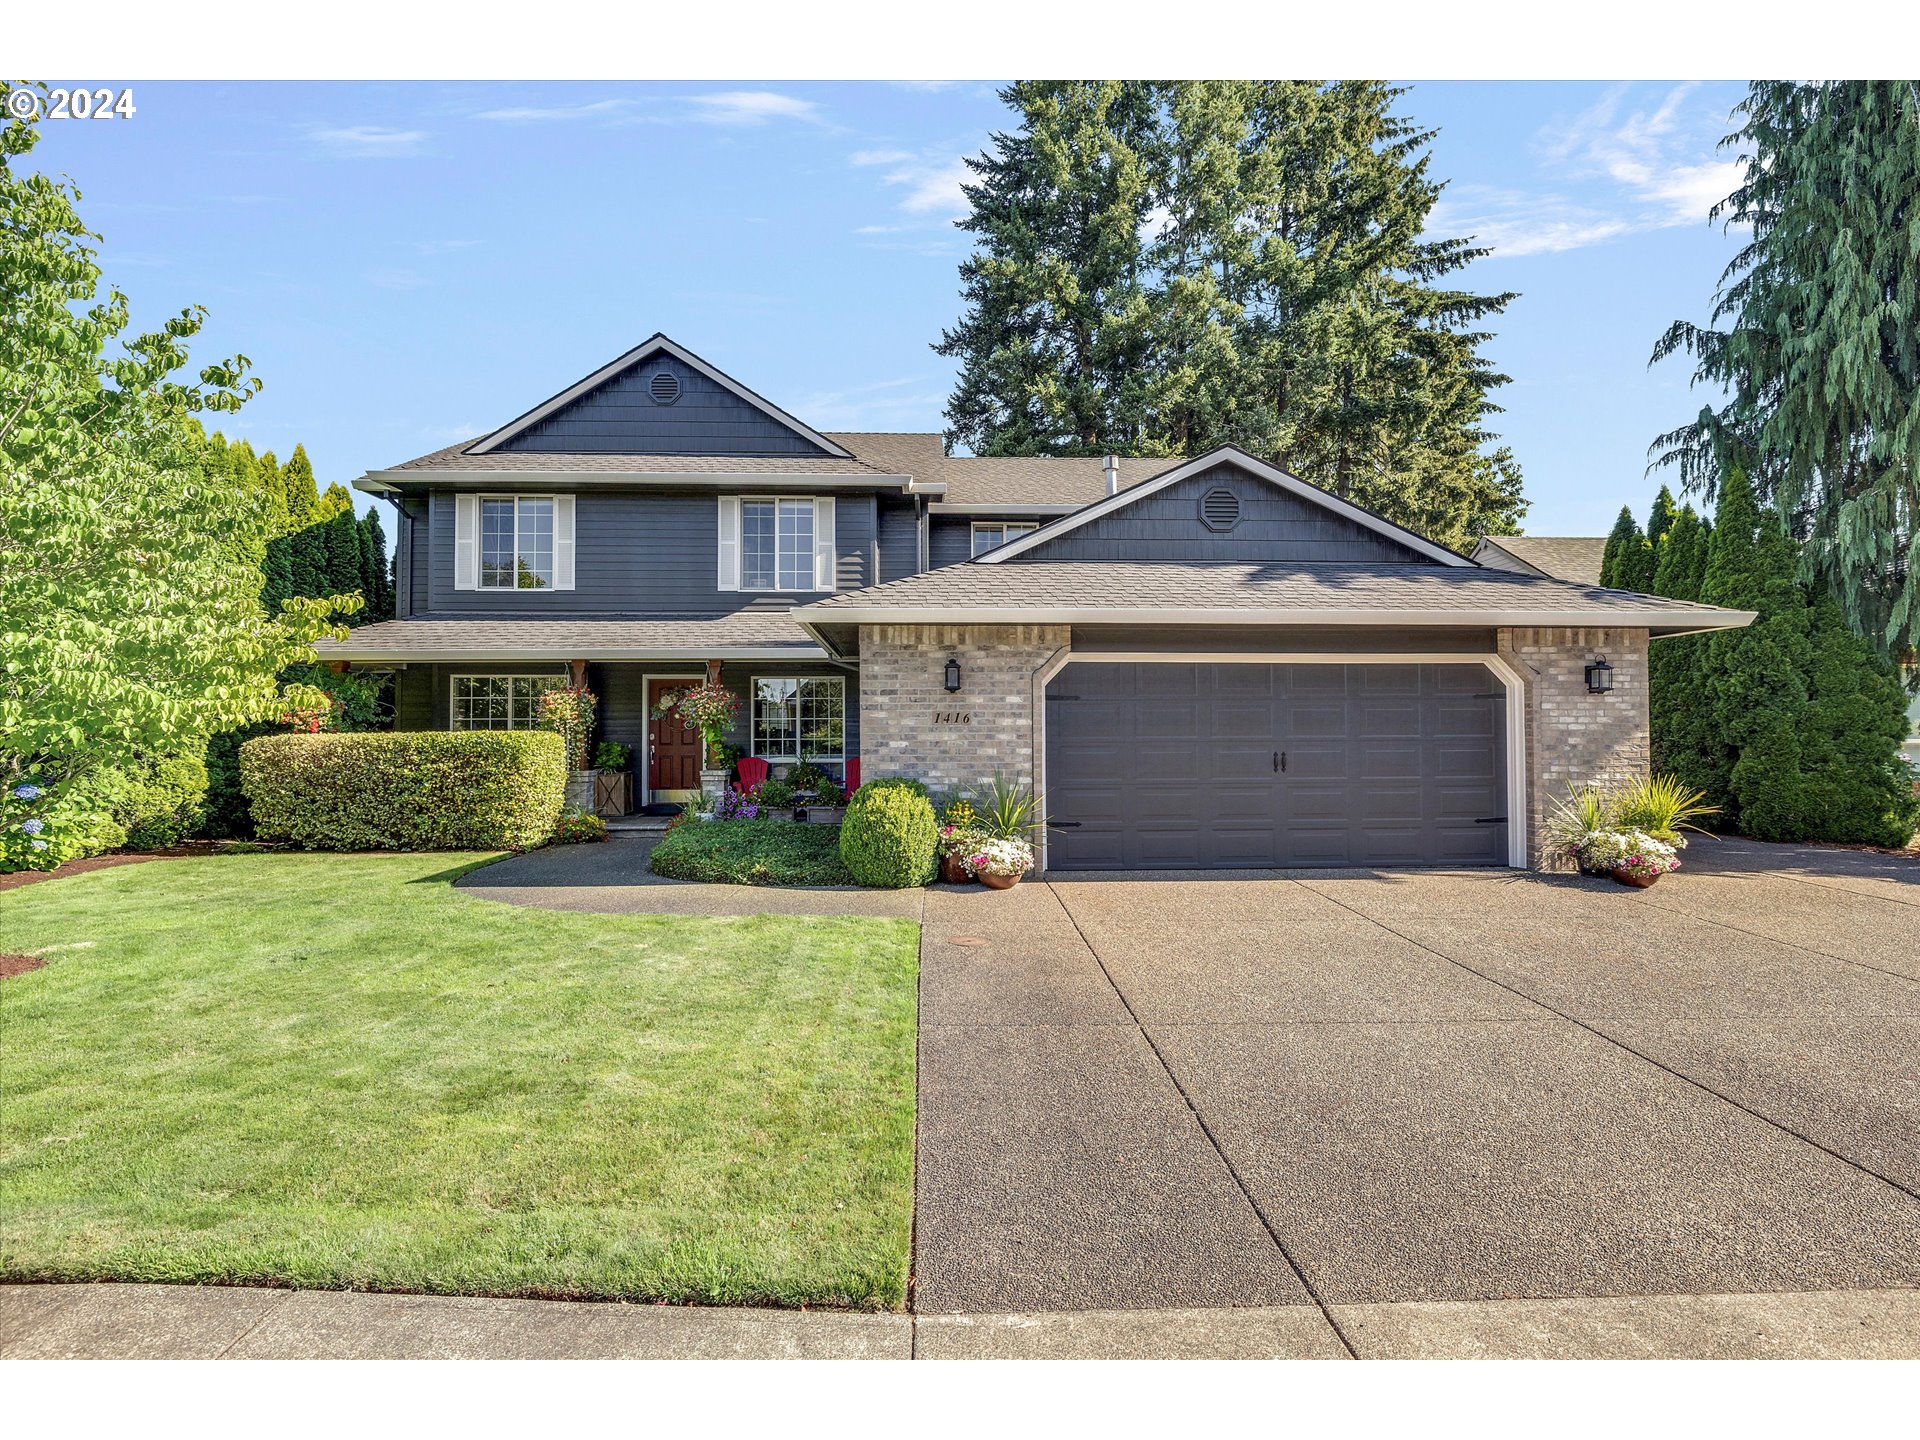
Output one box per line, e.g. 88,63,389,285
240,731,566,851
839,780,938,888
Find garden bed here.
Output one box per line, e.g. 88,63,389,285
649,818,854,887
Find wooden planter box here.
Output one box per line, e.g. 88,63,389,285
593,770,632,818
792,805,844,826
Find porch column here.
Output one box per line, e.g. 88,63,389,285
705,658,723,685
568,658,588,686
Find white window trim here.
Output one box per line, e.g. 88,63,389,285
447,671,569,731
474,494,563,592
748,674,848,764
723,495,837,594
971,520,1040,557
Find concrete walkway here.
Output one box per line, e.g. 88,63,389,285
9,1282,1920,1359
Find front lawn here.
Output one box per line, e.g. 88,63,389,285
649,818,854,886
0,853,917,1308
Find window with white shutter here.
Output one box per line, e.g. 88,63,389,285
454,494,479,590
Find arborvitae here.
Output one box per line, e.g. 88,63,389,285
280,444,320,525
1645,485,1679,553
358,508,394,621
937,80,1527,548
1648,507,1711,779
1798,593,1920,845
323,508,364,615
1599,506,1646,589
316,480,354,520
1653,82,1920,663
288,520,328,599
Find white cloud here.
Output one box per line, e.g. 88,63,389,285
475,98,643,123
1438,83,1744,259
785,376,947,430
309,124,426,158
857,149,975,219
685,91,822,127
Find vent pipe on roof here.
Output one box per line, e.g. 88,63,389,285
1103,453,1118,496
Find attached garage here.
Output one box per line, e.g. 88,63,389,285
1043,660,1510,870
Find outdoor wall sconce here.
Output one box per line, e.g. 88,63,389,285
1585,656,1615,694
944,657,963,693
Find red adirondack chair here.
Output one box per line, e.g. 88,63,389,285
735,756,770,793
843,758,861,795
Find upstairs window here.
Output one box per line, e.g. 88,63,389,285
455,494,573,591
718,496,836,592
972,521,1039,557
480,497,554,588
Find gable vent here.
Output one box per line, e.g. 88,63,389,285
1200,487,1241,532
648,370,682,405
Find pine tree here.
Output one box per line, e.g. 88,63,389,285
1648,506,1712,781
1652,82,1920,662
322,508,363,618
937,81,1527,548
358,508,394,621
1799,594,1920,845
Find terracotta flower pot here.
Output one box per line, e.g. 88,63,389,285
1612,868,1659,888
940,854,972,885
979,870,1020,890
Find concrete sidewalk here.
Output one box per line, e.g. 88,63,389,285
7,1283,1920,1359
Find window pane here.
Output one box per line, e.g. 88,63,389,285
796,678,845,760
752,678,798,758
741,501,776,590
480,499,515,588
516,498,553,589
777,499,814,590
972,525,1003,556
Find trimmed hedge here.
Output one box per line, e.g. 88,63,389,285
112,751,211,851
241,731,566,851
650,818,853,886
839,781,938,888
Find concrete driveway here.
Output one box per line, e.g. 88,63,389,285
915,838,1920,1320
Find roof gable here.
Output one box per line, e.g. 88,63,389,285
468,335,852,460
978,447,1473,568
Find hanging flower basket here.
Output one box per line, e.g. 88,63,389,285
651,681,741,767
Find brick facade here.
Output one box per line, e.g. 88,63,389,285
856,624,1069,794
853,622,1653,870
1497,626,1652,869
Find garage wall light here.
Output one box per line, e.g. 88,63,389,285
944,657,963,693
1585,656,1614,694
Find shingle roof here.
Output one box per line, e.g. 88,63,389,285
384,438,900,476
797,560,1754,634
377,430,1175,504
315,614,822,661
1473,535,1608,586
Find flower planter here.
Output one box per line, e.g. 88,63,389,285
698,767,731,807
1612,869,1661,888
794,805,845,826
978,870,1020,890
940,854,972,885
565,768,601,812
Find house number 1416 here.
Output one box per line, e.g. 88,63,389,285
932,710,972,725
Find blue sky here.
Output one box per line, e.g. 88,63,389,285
29,79,1747,536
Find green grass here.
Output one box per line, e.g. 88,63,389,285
0,853,918,1308
649,819,854,887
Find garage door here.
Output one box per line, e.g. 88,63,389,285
1043,662,1507,869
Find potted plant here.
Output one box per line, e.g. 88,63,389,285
964,835,1034,889
937,825,981,884
1545,776,1714,888
538,683,598,812
786,762,847,825
651,681,742,808
590,740,632,816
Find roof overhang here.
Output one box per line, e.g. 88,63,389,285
316,642,826,664
974,445,1477,568
794,606,1756,657
465,333,855,460
927,502,1084,516
356,471,915,495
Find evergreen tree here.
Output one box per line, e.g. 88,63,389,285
1645,485,1679,553
279,444,319,525
323,508,363,616
288,520,328,599
358,508,394,622
1652,82,1920,662
316,479,353,520
1799,594,1920,845
937,81,1527,548
1648,506,1711,780
1599,506,1646,589
936,81,1158,456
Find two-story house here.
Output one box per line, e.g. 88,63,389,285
321,334,1753,870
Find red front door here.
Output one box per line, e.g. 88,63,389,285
648,678,704,795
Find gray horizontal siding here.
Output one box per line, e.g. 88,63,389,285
420,488,874,615
930,513,1054,569
1070,624,1497,655
496,354,833,457
1016,463,1433,565
877,497,920,582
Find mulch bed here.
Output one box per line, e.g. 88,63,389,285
0,843,223,894
0,953,47,980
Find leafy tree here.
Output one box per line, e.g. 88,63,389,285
0,84,347,868
938,80,1527,548
1652,82,1920,663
